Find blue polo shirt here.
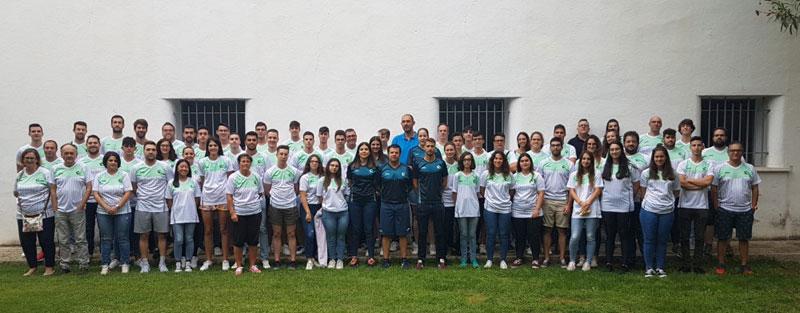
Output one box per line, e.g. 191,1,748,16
412,158,448,203
378,162,412,203
347,163,379,204
391,133,419,165
406,145,443,168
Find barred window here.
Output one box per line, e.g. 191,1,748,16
180,99,247,148
700,97,769,166
438,98,508,152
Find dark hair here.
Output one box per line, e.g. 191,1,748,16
255,122,267,129
289,121,300,129
516,152,534,173
319,126,329,134
602,130,619,157
122,137,136,147
183,124,196,132
605,119,619,132
197,125,210,134
623,131,639,144
323,158,343,191
156,138,177,161
172,159,192,188
302,154,324,176
387,144,401,154
87,134,100,144
267,128,279,135
601,142,631,181
378,128,390,137
345,128,355,134
402,114,415,122
237,153,253,165
516,132,530,152
44,140,58,148
462,125,473,134
549,137,563,145
369,136,388,165
458,152,475,171
712,127,728,138
245,131,258,139
162,122,175,130
303,131,314,139
690,136,703,143
111,115,124,123
351,142,375,170
488,150,510,179
444,141,457,156
584,135,603,162
277,145,290,153
334,130,346,138
73,121,87,130
662,128,677,138
678,119,696,132
217,123,229,131
19,148,41,168
102,152,120,168
143,140,157,150
207,137,223,158
133,119,148,129
452,132,463,140
553,124,566,132
578,118,589,124
28,123,42,132
729,141,744,150
417,128,429,137
576,151,596,189
648,145,676,181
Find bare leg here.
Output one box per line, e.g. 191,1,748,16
542,227,552,261
248,244,258,267
399,236,408,259
287,225,297,262
218,211,230,261
139,233,150,262
717,239,728,265
382,237,391,259
202,211,214,262
739,240,749,266
234,246,243,268
557,228,567,261
272,225,283,262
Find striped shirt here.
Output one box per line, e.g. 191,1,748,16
702,147,729,166
100,136,123,155
41,157,64,172
52,163,91,213
14,167,53,219
567,171,604,219
638,133,663,155
601,164,640,213
511,171,546,218
676,159,713,209
198,156,234,206
166,178,201,224
536,156,575,200
712,162,761,212
453,171,480,218
472,151,489,175
92,171,133,215
79,155,106,203
640,169,680,214
226,172,265,216
131,161,173,213
666,147,687,169
480,171,514,214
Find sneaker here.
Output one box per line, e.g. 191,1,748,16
159,262,169,273
429,244,436,256
499,260,508,270
140,261,151,274
174,262,182,273
190,257,198,269
313,260,322,268
484,260,493,269
479,244,487,255
297,246,305,255
560,259,568,269
645,268,655,278
703,244,713,256
401,259,411,269
273,261,282,269
472,259,479,268
415,260,424,270
367,258,376,268
618,264,629,275
715,264,726,275
576,257,586,267
262,260,271,269
678,266,691,273
411,242,418,255
37,251,45,262
656,268,667,278
120,265,129,274
349,258,359,268
250,265,262,273
531,260,541,269
235,267,243,275
673,244,682,259
374,240,381,249
582,261,591,272
288,261,297,270
693,267,706,274
200,261,212,271
183,265,192,273
214,247,222,256
109,259,120,269
525,248,532,256
306,260,314,270
541,259,550,268
328,260,336,269
382,260,391,269
100,265,109,275
282,245,290,256
567,261,576,271
390,241,399,252
335,260,344,270
740,265,754,275
511,259,523,269
460,259,467,267
221,260,230,271
590,257,598,268
438,259,447,270
58,267,71,275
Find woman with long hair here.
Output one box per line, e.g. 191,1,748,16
601,142,639,273
480,151,514,269
640,145,680,278
602,130,620,158
509,132,531,172
15,148,57,276
369,136,388,167
166,159,201,272
156,138,178,169
510,153,545,269
198,137,234,271
566,151,603,271
318,159,349,269
299,154,324,270
347,142,379,267
453,152,480,268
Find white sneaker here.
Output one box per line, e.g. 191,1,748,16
582,261,591,272
121,264,129,274
576,257,586,267
313,260,321,268
282,245,290,256
335,259,344,270
159,262,168,273
297,246,305,255
190,256,198,269
500,260,508,270
222,260,230,271
184,265,192,273
262,260,271,269
567,261,576,271
328,260,336,269
645,268,655,278
390,241,399,252
305,260,313,270
200,261,212,271
590,257,598,268
109,259,120,269
429,244,436,256
175,262,182,273
484,260,493,269
100,265,109,275
214,247,222,256
480,244,487,255
411,242,418,255
525,248,532,256
140,261,151,274
656,268,667,278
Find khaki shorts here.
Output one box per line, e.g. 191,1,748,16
269,206,299,226
542,199,570,229
200,204,227,211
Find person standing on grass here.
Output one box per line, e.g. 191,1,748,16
378,145,413,269
52,143,92,275
639,145,680,278
480,151,514,269
566,151,604,272
264,145,302,270
15,148,56,276
299,154,324,270
347,142,380,268
600,142,639,274
80,135,105,257
453,152,480,268
131,141,173,273
226,154,265,275
318,158,349,270
712,141,760,275
166,159,201,273
412,139,449,270
510,153,545,269
92,152,133,275
198,138,234,271
676,136,714,274
702,127,734,257
441,143,459,265
537,137,575,268
623,131,649,261
181,145,203,268
575,135,604,268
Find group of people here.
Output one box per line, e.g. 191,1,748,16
13,113,761,277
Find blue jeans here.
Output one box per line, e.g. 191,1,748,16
302,204,321,259
97,213,131,265
484,210,511,261
173,223,196,261
348,201,377,258
569,218,599,263
322,210,349,261
458,217,479,261
640,209,674,270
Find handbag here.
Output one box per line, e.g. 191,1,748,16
21,187,50,233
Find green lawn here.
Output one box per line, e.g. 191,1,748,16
1,257,798,313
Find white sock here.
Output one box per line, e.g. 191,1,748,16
160,256,166,264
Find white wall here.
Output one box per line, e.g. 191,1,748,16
1,0,798,243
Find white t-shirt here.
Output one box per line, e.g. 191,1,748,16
92,171,133,215
316,178,349,212
16,143,45,166
14,167,53,219
471,150,489,176
131,161,173,213
638,133,663,156
640,169,681,214
225,171,264,216
676,159,713,210
480,171,514,214
600,164,640,213
100,136,123,155
712,162,761,212
543,143,577,160
52,163,91,213
453,171,480,218
263,164,301,209
324,150,354,179
298,173,322,205
511,171,546,218
442,159,459,207
291,149,324,173
79,155,106,203
166,178,201,224
198,156,234,206
566,171,604,219
536,156,575,200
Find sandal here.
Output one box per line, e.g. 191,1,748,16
349,258,359,268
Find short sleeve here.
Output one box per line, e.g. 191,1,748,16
130,165,139,183
197,160,205,177
567,144,577,159
92,175,100,191
566,172,577,189
299,175,309,192
44,169,54,185
294,169,302,184
193,181,202,197
750,165,762,185
479,171,487,188
639,170,649,188
165,184,174,199
711,166,720,186
225,158,234,172
676,160,686,175
315,180,324,196
123,173,133,192
672,177,681,191
535,172,546,191
263,168,273,185
630,166,641,183
164,163,174,182
225,174,235,195
594,172,604,188
257,176,265,193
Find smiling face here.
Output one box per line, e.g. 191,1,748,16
21,151,39,169
530,133,543,150
73,124,87,141
358,144,371,160
492,153,504,168
105,155,119,171
580,153,592,169
162,125,175,141
177,161,190,177
245,135,258,151
653,150,666,167
182,147,195,164
327,160,340,175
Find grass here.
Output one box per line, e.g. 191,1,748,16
1,257,799,313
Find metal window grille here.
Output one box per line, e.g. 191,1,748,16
180,99,247,148
439,98,507,152
700,97,768,166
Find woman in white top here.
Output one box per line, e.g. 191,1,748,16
639,145,680,278
576,135,604,268
181,146,203,268
198,138,234,271
510,153,546,269
508,132,531,172
453,153,480,268
299,154,324,270
15,148,57,276
226,154,265,275
566,151,604,272
527,131,550,168
480,151,514,269
600,142,640,273
166,159,201,273
92,152,133,275
317,158,349,269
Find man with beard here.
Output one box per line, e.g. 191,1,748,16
161,122,183,151
536,137,575,268
702,127,735,257
80,135,105,256
101,115,125,155
623,131,649,263
174,124,196,156
71,121,88,157
133,119,150,160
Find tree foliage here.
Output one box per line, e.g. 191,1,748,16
757,0,800,34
